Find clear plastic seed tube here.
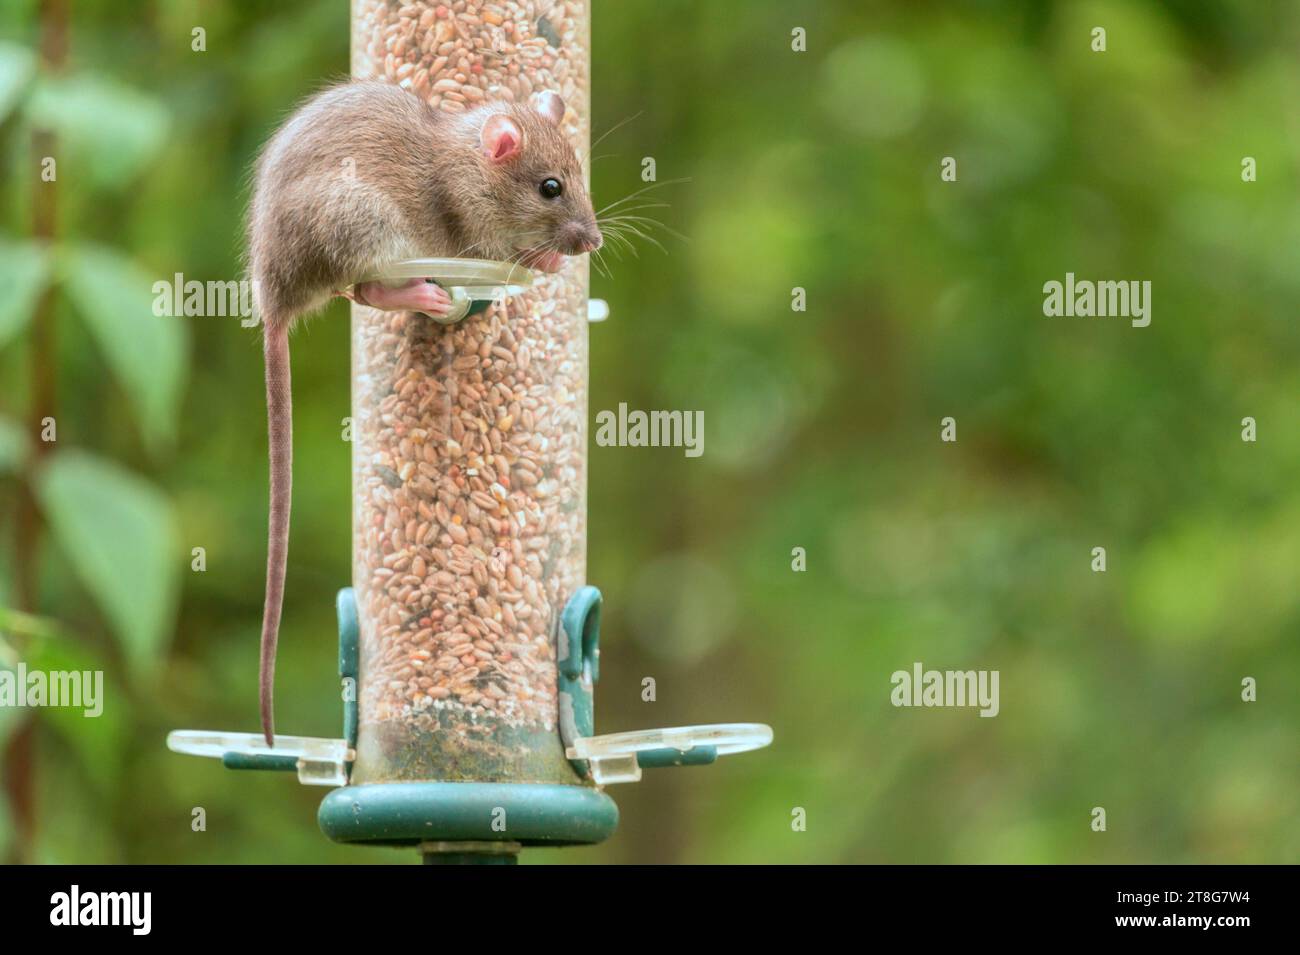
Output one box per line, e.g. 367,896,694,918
349,0,591,784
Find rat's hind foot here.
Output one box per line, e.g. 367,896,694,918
354,278,453,317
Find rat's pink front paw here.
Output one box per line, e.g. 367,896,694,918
407,280,453,317
355,278,452,316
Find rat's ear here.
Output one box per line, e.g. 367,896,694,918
532,91,565,126
480,114,523,163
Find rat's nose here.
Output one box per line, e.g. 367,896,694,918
565,222,602,255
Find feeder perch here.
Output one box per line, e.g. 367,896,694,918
359,257,537,326
168,2,771,863
169,584,772,862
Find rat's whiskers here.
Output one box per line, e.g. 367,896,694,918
593,178,689,217
581,111,643,167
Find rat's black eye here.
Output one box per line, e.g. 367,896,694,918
539,177,563,199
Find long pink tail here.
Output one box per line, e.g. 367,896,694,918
261,322,292,747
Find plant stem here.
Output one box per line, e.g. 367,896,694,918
4,0,67,866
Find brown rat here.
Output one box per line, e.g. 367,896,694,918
246,80,601,745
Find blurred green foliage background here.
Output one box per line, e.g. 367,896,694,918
1,0,1298,863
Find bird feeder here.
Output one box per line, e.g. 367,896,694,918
168,0,771,864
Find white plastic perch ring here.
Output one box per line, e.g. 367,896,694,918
565,722,773,784
361,257,538,325
166,730,353,788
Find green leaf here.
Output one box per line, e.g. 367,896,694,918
0,414,28,474
0,605,66,642
35,449,179,682
18,634,127,794
59,243,188,450
0,41,35,123
0,240,51,349
25,72,168,189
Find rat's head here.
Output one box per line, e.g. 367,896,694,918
472,91,601,273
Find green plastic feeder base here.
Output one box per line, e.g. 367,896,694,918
318,782,618,848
